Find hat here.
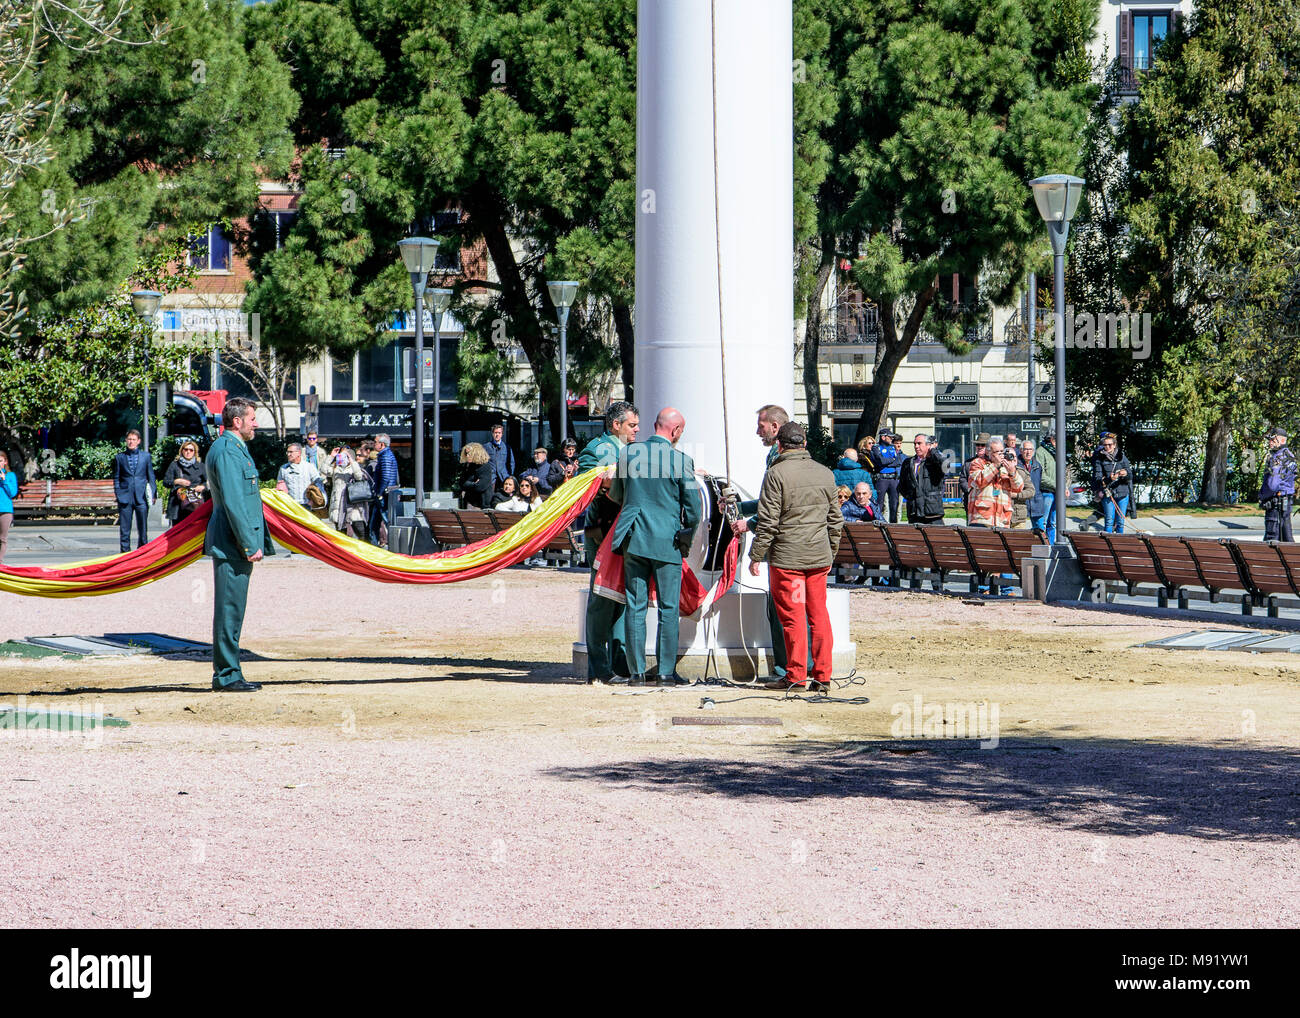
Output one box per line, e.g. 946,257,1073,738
777,421,807,447
1269,426,1288,439
974,432,991,445
563,437,577,447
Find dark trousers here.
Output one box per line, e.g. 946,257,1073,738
212,555,253,688
623,553,681,678
583,528,627,679
876,476,900,523
1265,498,1294,542
118,501,147,552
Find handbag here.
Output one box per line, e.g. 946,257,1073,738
305,482,326,509
346,477,374,504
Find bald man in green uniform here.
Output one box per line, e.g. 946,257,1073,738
206,397,275,692
609,407,701,686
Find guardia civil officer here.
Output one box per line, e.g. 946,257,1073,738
206,397,276,692
577,400,640,682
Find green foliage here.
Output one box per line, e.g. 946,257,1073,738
1120,0,1300,497
833,0,1097,439
65,439,123,480
803,421,839,469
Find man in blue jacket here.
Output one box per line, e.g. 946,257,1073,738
609,407,701,686
1260,427,1296,542
370,433,401,544
485,423,516,488
113,429,157,552
871,431,904,523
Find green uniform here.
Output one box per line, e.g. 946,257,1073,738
737,443,797,676
609,436,701,678
578,431,628,678
205,431,274,688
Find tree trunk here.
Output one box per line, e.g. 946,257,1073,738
802,236,835,435
612,301,635,405
1200,412,1231,504
468,190,563,441
853,280,940,442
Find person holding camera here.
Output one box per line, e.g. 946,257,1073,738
1260,427,1296,542
1092,433,1132,534
966,437,1024,528
899,433,946,525
327,445,370,539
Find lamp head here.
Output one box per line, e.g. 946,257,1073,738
1029,174,1085,225
130,290,162,321
398,236,440,276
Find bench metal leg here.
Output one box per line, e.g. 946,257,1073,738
1157,589,1169,608
1177,591,1189,610
1241,598,1253,616
1269,597,1280,619
909,570,922,591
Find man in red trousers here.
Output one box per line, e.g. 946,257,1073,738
746,421,843,692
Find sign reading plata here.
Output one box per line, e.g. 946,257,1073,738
934,382,979,408
317,402,417,437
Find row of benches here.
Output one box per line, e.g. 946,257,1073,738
1068,531,1300,617
835,522,1045,593
421,508,585,564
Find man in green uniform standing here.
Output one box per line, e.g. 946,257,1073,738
206,397,275,692
609,407,701,686
577,400,640,683
729,403,804,680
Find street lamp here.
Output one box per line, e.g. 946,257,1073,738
427,287,453,495
130,290,162,452
397,237,439,507
1029,174,1084,545
546,280,579,442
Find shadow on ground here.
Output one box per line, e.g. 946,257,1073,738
544,739,1300,842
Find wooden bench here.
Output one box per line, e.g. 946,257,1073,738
1227,541,1300,617
421,507,582,566
881,523,938,590
837,523,900,583
11,479,118,518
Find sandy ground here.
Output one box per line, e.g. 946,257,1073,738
1,560,1297,928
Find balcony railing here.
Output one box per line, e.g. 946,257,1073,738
819,302,883,345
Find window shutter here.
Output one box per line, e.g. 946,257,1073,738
1119,12,1133,71
1172,10,1184,35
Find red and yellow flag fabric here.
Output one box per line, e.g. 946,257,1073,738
0,469,603,598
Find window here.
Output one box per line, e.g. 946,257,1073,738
359,340,401,401
1133,12,1171,71
831,385,868,413
189,225,231,272
330,352,356,401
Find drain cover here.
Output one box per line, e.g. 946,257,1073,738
22,636,142,656
102,633,211,654
1139,630,1269,651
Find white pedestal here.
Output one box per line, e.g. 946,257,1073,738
573,585,856,681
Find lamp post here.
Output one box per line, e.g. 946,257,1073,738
397,237,440,508
130,290,162,452
427,287,453,494
546,280,579,443
1029,174,1085,545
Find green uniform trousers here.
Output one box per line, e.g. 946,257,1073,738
212,556,253,687
623,553,682,678
583,530,626,679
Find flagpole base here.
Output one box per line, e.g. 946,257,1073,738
573,587,857,682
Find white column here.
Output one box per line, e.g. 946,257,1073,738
635,0,794,498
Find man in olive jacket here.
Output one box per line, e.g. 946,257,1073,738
608,407,701,685
206,397,276,692
748,421,842,691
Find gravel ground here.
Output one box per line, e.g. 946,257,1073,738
1,560,1297,928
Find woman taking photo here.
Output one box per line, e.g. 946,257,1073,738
0,450,17,565
328,445,371,540
162,440,209,526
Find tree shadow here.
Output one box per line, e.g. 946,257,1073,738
544,738,1300,842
